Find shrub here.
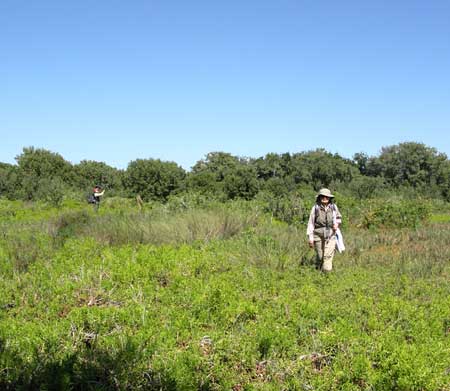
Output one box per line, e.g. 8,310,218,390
360,199,431,229
346,175,387,199
2,228,50,272
35,177,66,207
49,210,92,246
257,191,309,225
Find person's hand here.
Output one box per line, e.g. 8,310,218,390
332,223,338,231
309,240,314,248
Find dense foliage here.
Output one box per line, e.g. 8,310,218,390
1,142,450,204
124,159,186,202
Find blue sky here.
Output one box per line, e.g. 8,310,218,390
1,0,449,170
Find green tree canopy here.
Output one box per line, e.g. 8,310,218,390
124,158,185,201
188,152,259,199
252,153,294,195
365,142,450,197
15,147,73,200
289,149,358,189
73,160,124,194
0,163,20,199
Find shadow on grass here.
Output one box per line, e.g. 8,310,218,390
0,343,186,391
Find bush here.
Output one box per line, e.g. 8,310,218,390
49,210,92,246
360,199,431,229
35,177,66,207
257,192,308,225
2,227,51,272
346,176,387,199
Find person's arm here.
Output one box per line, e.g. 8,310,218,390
94,190,105,197
332,204,342,230
306,206,316,245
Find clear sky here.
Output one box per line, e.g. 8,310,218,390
1,0,449,170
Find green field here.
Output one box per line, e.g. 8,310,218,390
0,199,449,390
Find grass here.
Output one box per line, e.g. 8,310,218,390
0,199,449,390
429,213,450,224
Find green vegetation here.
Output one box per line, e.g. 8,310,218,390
1,142,450,203
0,197,449,390
1,142,449,389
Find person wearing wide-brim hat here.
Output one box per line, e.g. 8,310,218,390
306,188,343,272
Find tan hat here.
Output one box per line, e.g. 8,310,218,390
316,188,334,199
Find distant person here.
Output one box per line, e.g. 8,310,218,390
306,188,344,272
90,185,105,211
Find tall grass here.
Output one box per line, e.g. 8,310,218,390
49,206,261,246
0,199,449,390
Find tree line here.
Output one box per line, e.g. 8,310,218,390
1,142,449,205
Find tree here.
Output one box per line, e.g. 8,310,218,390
223,165,259,200
187,152,239,197
124,159,185,201
367,142,450,193
353,152,369,175
347,175,386,199
289,149,358,189
191,152,240,179
73,160,124,195
15,147,73,200
35,177,65,206
253,153,285,181
251,153,295,196
188,152,259,199
0,163,20,199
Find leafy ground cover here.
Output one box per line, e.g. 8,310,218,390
0,199,449,390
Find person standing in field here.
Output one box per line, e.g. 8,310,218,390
306,188,343,272
91,185,105,212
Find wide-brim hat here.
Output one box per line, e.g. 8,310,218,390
316,188,334,200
